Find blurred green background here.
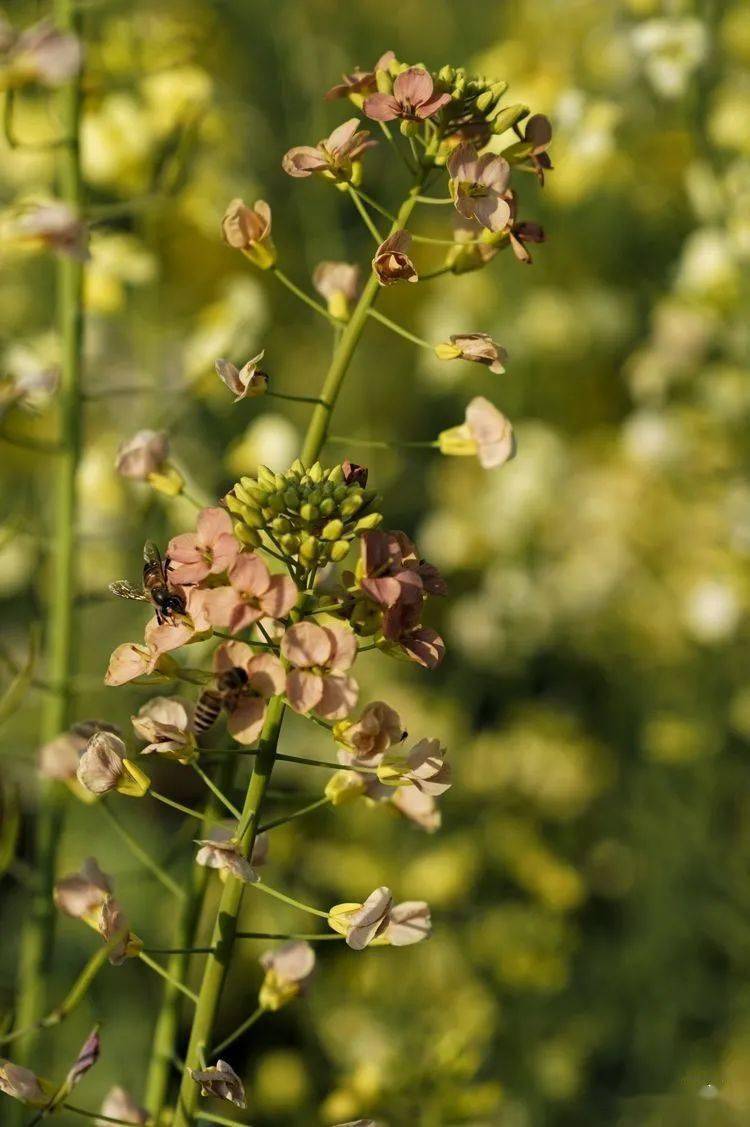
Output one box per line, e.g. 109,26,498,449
2,0,750,1123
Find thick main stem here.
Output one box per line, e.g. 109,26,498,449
300,184,424,467
173,177,425,1127
173,696,285,1127
15,0,83,1069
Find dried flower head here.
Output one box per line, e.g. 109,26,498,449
54,860,140,964
438,396,516,469
435,332,507,374
98,1087,148,1126
364,66,450,122
372,230,417,286
76,731,150,798
447,143,511,232
131,697,196,763
519,113,553,183
281,621,359,719
259,940,316,1010
282,118,376,181
189,1060,246,1108
221,198,276,269
167,507,240,586
328,886,393,950
335,700,405,766
313,261,360,319
215,353,269,401
325,50,395,101
115,429,169,480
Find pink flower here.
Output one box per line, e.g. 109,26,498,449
115,430,168,480
221,199,276,269
167,507,239,585
215,353,268,401
282,118,376,180
438,396,516,469
364,67,450,122
213,641,285,744
447,143,511,232
372,230,417,285
281,621,358,719
195,554,297,634
325,50,395,101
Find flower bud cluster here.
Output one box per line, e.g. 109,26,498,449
225,459,382,568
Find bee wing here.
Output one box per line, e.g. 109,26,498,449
143,540,163,569
109,580,149,601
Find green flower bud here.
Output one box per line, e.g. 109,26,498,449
271,516,292,534
256,465,276,489
284,487,300,510
309,462,324,483
490,102,529,131
438,64,455,84
273,472,287,492
280,533,300,554
289,458,306,477
320,497,336,517
330,539,351,562
322,519,344,540
241,505,265,529
268,493,286,514
340,494,364,518
328,464,344,484
234,521,261,547
224,492,245,515
476,89,494,113
300,502,319,522
307,487,323,506
354,512,382,532
299,536,318,563
333,483,348,501
400,119,419,138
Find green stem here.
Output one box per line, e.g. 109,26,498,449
258,795,331,832
15,0,84,1072
210,1005,264,1056
300,184,424,467
272,267,338,324
151,790,216,822
348,184,397,223
100,800,185,901
191,762,242,820
0,942,112,1046
250,880,329,919
145,760,235,1121
63,1105,146,1126
267,390,326,405
327,436,437,450
418,264,454,281
138,952,199,1004
415,195,453,204
235,931,343,941
367,307,433,350
172,696,286,1127
346,184,383,242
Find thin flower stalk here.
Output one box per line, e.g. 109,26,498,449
15,0,84,1069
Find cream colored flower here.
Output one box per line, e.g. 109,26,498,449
221,198,275,269
328,886,393,950
76,731,150,798
438,396,515,469
259,940,316,1010
215,353,269,401
0,1060,46,1105
131,697,196,763
334,700,405,766
97,1086,148,1125
115,429,169,480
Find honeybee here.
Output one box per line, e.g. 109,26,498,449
110,541,186,625
193,667,249,734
